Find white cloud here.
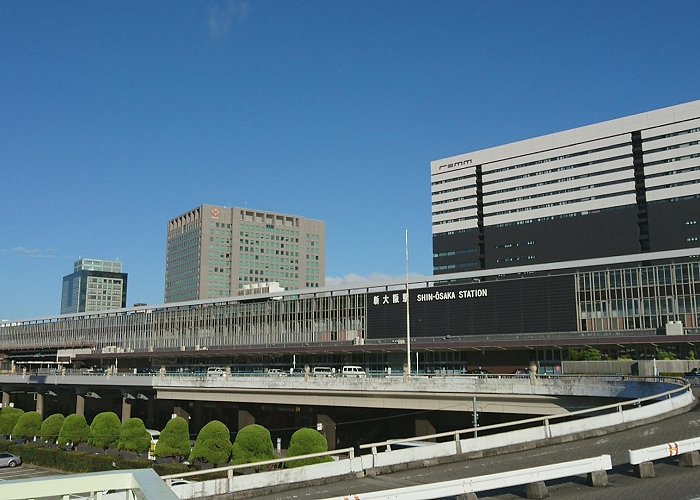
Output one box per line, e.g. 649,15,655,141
10,247,72,260
208,1,251,39
326,272,428,289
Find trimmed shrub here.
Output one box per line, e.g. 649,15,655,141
189,420,232,466
155,417,190,459
0,441,191,474
285,428,333,468
117,418,150,454
11,411,43,440
0,407,25,437
40,413,65,443
58,414,90,447
231,424,274,466
88,412,121,450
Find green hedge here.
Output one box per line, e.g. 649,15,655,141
155,417,190,459
231,424,275,466
0,440,190,475
0,407,25,436
189,420,232,466
89,412,121,450
285,428,333,468
40,414,65,443
118,418,150,454
12,412,43,440
58,414,90,447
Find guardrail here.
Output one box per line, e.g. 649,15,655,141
161,447,356,483
361,379,692,456
629,436,700,477
322,454,612,500
159,378,692,498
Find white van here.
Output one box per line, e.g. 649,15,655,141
206,367,226,377
341,365,367,378
312,366,334,377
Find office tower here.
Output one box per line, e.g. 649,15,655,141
431,100,700,274
165,205,325,303
60,258,127,314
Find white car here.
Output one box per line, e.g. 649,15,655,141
267,368,287,377
341,366,367,378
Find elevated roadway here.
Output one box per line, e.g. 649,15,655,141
248,393,700,500
0,372,677,416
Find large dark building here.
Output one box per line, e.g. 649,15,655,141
431,100,700,274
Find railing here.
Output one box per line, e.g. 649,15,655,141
322,454,613,500
361,378,692,453
160,447,356,482
629,436,700,465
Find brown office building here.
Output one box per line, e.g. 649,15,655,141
165,205,325,303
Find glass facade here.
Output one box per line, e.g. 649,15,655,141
577,262,700,331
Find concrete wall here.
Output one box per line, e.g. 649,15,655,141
562,360,700,376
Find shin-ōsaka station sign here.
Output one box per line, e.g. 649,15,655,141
367,274,577,338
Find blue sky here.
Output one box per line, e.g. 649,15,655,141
1,1,699,320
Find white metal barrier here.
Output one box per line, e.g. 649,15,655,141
323,455,612,500
629,436,700,465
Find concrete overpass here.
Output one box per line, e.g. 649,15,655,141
0,371,672,417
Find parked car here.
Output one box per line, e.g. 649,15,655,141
206,367,226,377
684,368,700,378
266,368,287,377
0,452,22,468
312,366,334,377
341,366,367,378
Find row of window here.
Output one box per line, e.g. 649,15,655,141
485,189,635,218
484,141,631,176
643,126,700,143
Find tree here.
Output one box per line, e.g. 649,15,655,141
231,424,274,466
189,420,232,466
571,347,603,361
285,428,333,468
117,418,151,454
0,407,25,437
155,417,191,460
88,412,122,450
40,413,65,443
58,414,90,447
657,349,677,360
11,411,42,441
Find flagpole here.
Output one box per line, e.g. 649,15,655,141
405,229,411,375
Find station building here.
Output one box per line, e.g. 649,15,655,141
3,249,700,373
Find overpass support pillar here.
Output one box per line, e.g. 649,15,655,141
121,397,132,423
317,414,336,451
455,494,478,500
76,394,85,416
173,406,190,421
238,410,255,430
35,392,44,417
415,418,436,439
1,392,10,408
